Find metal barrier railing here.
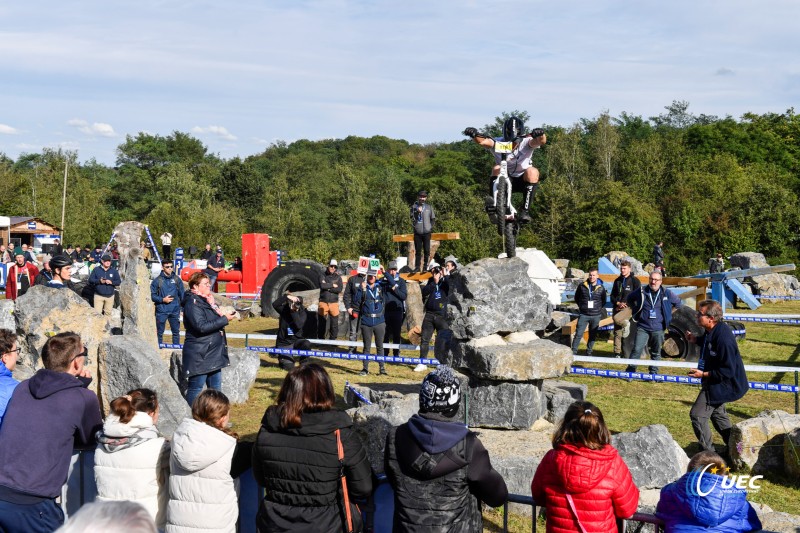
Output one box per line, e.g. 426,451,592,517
64,451,665,533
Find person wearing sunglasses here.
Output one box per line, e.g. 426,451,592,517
151,259,186,346
0,332,102,532
0,329,20,426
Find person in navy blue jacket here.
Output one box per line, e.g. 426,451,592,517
571,268,607,357
150,259,186,346
381,261,407,360
686,300,749,453
419,263,451,370
356,273,387,376
656,450,762,532
625,270,682,376
88,254,121,316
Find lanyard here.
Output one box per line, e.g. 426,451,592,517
647,287,661,309
368,285,380,300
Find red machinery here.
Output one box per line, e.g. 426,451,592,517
180,233,279,295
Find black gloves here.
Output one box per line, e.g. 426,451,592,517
529,128,545,138
463,127,478,138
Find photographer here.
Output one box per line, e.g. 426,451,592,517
418,263,451,371
272,292,311,370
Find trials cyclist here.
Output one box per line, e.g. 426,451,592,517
463,116,546,224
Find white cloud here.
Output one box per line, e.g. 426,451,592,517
0,124,20,134
192,125,237,141
67,119,117,137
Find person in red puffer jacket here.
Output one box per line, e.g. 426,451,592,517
531,401,639,533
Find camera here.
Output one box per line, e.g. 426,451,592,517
431,267,442,275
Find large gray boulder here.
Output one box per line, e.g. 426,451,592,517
349,395,420,474
729,409,800,473
785,428,800,478
480,425,554,516
612,424,688,489
13,285,111,388
99,335,190,439
605,252,646,276
118,252,158,349
168,348,260,405
749,273,800,297
729,252,769,270
543,380,588,424
0,299,14,332
446,257,552,339
758,510,800,533
467,379,544,429
445,336,572,382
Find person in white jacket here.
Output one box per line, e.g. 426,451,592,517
167,389,239,533
94,389,170,530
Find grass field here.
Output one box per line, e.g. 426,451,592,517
226,299,800,530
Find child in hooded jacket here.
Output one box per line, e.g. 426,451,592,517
94,389,170,529
656,451,762,532
167,390,240,533
531,401,639,533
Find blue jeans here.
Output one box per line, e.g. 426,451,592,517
185,369,222,407
626,326,664,374
156,312,181,345
571,314,601,356
0,497,64,533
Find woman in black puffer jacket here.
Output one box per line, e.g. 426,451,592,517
252,364,373,533
181,271,236,407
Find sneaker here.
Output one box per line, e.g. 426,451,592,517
517,210,532,224
613,353,622,358
358,370,368,376
379,369,388,376
413,364,428,372
484,196,498,224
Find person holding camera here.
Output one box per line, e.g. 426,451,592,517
343,271,365,353
418,263,451,371
272,292,312,371
356,273,387,376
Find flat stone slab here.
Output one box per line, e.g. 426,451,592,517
448,337,572,381
542,380,588,424
467,379,544,429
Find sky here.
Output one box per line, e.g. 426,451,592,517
1,0,799,165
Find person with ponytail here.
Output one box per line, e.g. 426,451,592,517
531,401,639,533
167,389,241,533
181,271,237,406
94,389,169,529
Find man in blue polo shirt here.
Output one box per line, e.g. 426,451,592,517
625,271,681,377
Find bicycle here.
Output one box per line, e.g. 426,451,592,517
462,124,544,258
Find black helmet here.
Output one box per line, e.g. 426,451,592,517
49,254,72,269
502,116,525,142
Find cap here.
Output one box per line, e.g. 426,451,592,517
418,190,428,197
13,247,24,257
388,261,398,270
428,261,441,271
329,259,338,266
101,254,112,261
419,365,461,417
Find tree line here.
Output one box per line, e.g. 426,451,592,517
1,101,798,275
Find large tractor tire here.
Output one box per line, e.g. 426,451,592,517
260,260,325,318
